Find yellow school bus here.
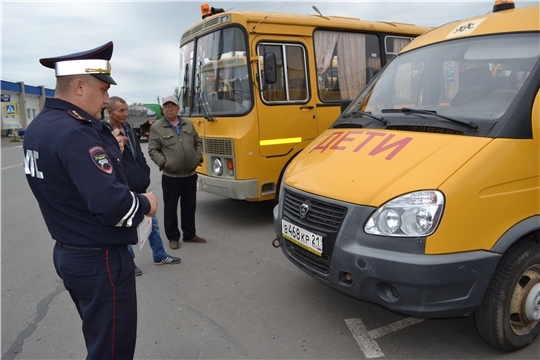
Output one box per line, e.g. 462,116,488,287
273,0,540,351
178,4,432,201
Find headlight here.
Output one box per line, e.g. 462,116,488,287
365,190,444,237
212,158,223,176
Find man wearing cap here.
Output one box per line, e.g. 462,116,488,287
148,95,206,250
23,42,157,359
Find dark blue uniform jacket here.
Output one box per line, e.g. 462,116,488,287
23,98,151,247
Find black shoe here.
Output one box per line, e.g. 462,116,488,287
134,265,142,276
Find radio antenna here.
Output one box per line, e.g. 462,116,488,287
311,6,329,20
252,2,288,33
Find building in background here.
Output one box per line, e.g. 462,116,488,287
1,80,55,136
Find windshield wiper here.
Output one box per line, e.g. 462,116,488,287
381,107,479,130
344,111,388,125
198,88,215,122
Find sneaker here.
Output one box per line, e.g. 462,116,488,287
154,256,181,265
184,235,207,243
169,240,180,250
134,265,142,276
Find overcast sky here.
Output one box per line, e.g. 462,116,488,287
1,0,537,104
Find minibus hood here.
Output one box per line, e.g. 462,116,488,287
284,129,491,206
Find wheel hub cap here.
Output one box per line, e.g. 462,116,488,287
523,282,540,322
510,265,540,335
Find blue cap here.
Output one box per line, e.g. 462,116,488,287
39,41,116,85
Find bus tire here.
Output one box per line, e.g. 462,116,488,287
474,240,540,351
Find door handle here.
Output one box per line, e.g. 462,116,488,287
300,106,314,110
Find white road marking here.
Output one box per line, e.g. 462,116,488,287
345,317,425,358
345,318,384,358
2,163,23,171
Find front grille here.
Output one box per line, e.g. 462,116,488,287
284,191,347,231
282,189,347,275
203,138,233,156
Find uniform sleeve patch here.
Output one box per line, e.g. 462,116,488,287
89,146,113,174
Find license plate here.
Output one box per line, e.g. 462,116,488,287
282,219,323,256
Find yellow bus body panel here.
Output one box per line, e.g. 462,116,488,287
285,129,491,205
430,139,539,254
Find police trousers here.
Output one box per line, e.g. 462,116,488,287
53,243,136,360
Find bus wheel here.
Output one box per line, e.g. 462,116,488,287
475,240,540,351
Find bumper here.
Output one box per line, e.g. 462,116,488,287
273,191,502,318
197,174,258,200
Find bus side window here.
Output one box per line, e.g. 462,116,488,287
286,45,308,101
258,43,308,103
385,36,413,63
314,30,381,102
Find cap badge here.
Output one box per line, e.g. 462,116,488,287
85,63,111,75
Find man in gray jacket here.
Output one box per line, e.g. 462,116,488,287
148,95,206,249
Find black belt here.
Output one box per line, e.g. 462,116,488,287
56,241,105,251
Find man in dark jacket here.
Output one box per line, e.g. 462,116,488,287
106,96,180,275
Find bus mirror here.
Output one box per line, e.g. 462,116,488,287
264,53,277,84
340,98,351,113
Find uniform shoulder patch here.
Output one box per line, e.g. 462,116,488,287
68,110,91,122
89,146,113,174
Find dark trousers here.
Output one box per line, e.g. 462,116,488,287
53,244,136,360
162,173,197,241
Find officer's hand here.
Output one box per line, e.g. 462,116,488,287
142,192,158,217
112,128,128,153
163,162,168,169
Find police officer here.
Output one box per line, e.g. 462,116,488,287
23,41,157,360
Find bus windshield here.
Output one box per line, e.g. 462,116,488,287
345,33,539,129
179,26,250,117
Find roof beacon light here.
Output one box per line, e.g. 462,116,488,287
493,0,515,12
201,4,211,19
201,4,225,19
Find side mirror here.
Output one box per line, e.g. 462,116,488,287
340,98,351,113
264,53,277,85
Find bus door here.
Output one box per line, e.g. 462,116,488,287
256,41,316,158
